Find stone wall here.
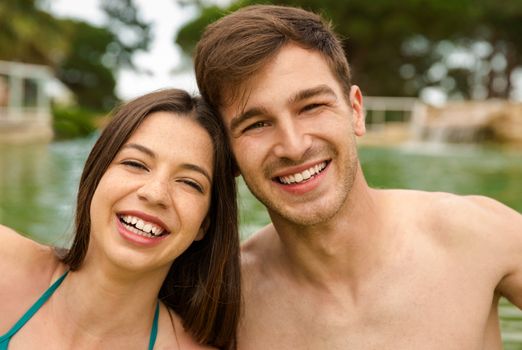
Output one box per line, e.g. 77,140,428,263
415,100,522,144
0,109,53,144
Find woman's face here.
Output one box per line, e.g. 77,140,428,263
88,111,214,273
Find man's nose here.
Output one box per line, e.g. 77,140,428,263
272,118,312,161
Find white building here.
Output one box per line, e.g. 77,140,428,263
0,60,71,143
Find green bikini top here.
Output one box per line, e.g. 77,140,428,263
0,271,159,349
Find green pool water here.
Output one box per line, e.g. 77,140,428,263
1,137,521,347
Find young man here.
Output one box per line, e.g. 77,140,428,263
194,5,522,349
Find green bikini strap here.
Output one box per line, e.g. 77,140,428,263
148,301,160,349
0,271,68,341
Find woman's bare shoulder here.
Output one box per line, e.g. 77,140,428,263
0,224,57,269
0,225,63,332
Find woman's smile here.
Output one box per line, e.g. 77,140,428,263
89,111,214,268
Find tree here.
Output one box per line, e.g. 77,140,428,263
100,0,152,72
0,0,152,110
175,0,522,100
56,20,119,110
0,0,68,66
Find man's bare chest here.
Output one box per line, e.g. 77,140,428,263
240,261,499,349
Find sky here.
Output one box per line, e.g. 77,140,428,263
47,0,201,100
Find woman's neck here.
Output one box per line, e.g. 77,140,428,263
49,261,167,344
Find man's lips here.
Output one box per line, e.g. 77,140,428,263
274,160,330,185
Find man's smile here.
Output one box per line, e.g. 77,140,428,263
276,160,330,185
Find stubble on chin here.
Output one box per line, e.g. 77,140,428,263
248,149,359,227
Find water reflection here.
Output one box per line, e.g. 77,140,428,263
2,139,521,245
1,137,521,345
0,136,96,246
359,144,522,212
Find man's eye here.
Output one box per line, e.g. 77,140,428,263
121,160,148,171
302,103,324,112
243,121,268,132
179,179,204,193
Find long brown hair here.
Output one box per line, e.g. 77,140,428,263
194,4,351,110
61,89,240,349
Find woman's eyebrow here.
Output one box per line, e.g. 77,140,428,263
122,143,212,183
180,163,212,184
122,143,155,158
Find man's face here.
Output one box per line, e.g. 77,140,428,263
221,44,365,226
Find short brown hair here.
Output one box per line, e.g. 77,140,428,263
61,89,240,349
195,4,351,110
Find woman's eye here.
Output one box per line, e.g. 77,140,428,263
179,179,204,193
121,160,148,171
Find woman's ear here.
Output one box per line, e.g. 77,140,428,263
195,217,210,241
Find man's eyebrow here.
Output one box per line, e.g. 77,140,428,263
288,84,338,105
230,106,269,133
229,85,337,133
230,84,337,132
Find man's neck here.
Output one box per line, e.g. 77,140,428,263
269,173,394,291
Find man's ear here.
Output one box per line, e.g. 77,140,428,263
195,217,210,241
349,85,366,137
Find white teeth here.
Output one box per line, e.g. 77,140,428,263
279,162,327,185
119,215,165,237
123,223,156,238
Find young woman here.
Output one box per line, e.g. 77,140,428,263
0,89,240,349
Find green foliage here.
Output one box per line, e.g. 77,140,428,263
52,105,98,140
176,0,259,53
0,0,68,66
176,0,522,100
177,5,227,53
100,0,152,71
0,0,151,111
56,20,119,111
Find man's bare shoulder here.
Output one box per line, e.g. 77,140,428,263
376,189,518,260
383,189,519,236
240,224,286,297
386,189,521,276
241,224,278,271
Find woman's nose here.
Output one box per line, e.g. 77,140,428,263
136,175,169,208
